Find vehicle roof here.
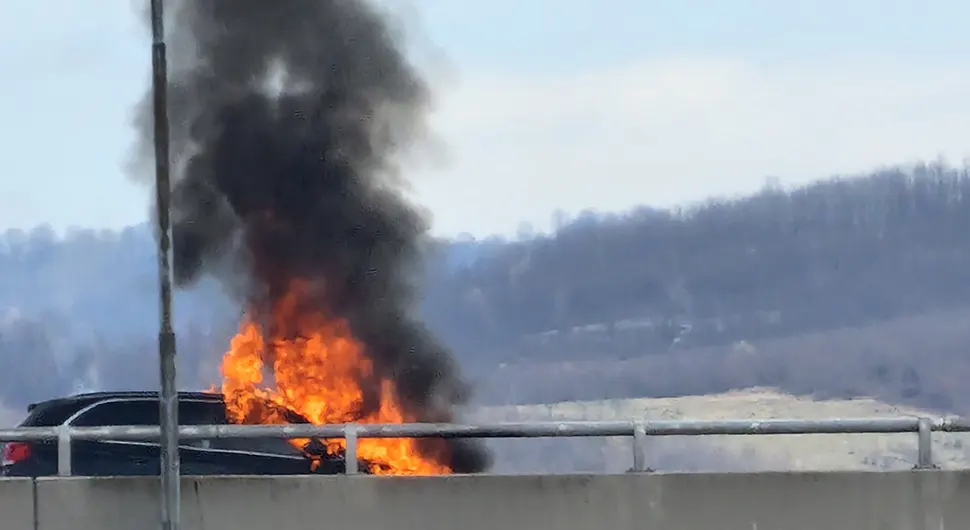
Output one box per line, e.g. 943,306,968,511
27,391,224,412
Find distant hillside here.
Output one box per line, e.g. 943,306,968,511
427,161,970,358
4,160,970,416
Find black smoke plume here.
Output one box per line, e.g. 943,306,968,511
131,0,489,472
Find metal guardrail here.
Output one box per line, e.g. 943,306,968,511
3,416,967,475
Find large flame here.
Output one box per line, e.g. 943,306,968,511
218,283,450,475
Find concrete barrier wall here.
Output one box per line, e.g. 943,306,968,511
4,471,970,530
0,478,34,530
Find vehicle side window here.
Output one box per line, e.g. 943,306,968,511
73,401,160,427
178,403,226,449
179,403,226,426
72,400,225,427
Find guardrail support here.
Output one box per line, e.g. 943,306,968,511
345,424,358,475
57,425,72,476
631,421,648,472
916,417,936,469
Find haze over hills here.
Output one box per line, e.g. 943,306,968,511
2,160,970,426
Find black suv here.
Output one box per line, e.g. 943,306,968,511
0,391,354,477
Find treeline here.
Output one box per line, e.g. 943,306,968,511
425,161,970,363
3,161,970,411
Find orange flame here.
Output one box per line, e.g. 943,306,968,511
218,282,450,475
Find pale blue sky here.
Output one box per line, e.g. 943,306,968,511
2,1,970,237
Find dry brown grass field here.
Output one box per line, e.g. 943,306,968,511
469,388,970,474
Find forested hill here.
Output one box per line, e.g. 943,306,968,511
425,162,970,357
3,161,970,410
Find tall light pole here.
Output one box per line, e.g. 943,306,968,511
149,0,180,529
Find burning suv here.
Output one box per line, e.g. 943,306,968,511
1,391,360,477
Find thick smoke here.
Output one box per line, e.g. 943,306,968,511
132,0,489,472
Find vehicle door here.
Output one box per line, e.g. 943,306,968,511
69,400,162,476
67,398,314,476
67,398,235,476
164,401,313,476
201,435,315,475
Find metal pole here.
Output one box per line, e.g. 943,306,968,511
916,417,936,469
149,1,180,529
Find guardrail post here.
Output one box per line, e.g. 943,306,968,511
915,417,936,469
631,421,648,472
57,425,71,476
344,424,358,475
